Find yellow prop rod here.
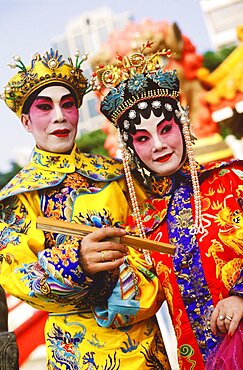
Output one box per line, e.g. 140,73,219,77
36,216,175,255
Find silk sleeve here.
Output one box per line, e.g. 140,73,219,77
0,192,104,312
92,247,164,328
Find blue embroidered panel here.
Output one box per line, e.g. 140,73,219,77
167,183,219,361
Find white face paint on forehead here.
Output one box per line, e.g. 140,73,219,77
37,85,71,100
134,112,165,132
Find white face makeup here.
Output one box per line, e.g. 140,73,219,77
131,111,184,176
21,86,79,154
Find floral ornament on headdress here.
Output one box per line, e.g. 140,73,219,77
91,41,178,126
92,41,172,87
1,48,92,117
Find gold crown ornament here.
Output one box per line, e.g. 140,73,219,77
1,48,92,117
91,41,179,126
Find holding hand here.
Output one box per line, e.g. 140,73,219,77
210,296,243,336
79,227,128,277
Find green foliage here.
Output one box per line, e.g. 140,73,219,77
218,112,243,140
0,162,22,189
76,129,108,156
219,122,233,139
203,45,237,72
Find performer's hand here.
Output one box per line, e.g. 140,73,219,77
79,227,128,276
210,296,243,336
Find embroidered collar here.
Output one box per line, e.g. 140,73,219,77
126,158,241,235
31,144,125,177
31,145,80,173
0,145,125,201
148,160,203,197
148,159,240,197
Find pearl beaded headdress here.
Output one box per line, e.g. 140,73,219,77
95,43,204,261
1,48,91,117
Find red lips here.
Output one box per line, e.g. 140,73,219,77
155,153,173,163
51,129,70,137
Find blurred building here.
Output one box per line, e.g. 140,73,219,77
200,0,243,49
51,7,133,136
50,3,243,160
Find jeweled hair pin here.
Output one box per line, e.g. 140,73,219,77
92,42,178,126
91,41,172,90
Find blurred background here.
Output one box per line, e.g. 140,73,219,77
1,0,243,368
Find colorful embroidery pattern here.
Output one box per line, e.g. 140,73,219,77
0,144,125,201
127,159,243,369
0,144,172,369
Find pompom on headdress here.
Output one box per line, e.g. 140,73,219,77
1,48,91,117
92,42,204,255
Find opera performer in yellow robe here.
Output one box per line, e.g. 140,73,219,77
0,48,170,369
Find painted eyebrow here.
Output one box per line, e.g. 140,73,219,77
35,93,73,102
133,128,149,133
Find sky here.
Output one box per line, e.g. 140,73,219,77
0,0,213,172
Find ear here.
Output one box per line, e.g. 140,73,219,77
21,114,32,132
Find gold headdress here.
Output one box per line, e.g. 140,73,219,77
1,48,91,117
91,42,179,126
